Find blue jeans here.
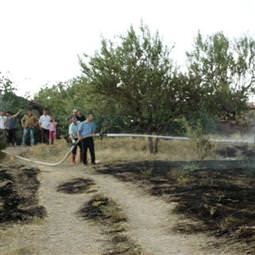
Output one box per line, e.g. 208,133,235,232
22,128,35,145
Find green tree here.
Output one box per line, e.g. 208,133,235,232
187,32,255,121
80,25,194,153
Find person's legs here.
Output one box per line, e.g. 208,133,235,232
88,137,96,164
78,141,82,162
49,131,54,144
9,129,16,146
81,139,88,165
29,128,35,146
12,129,17,146
43,129,49,144
71,143,78,163
7,129,12,144
22,128,28,145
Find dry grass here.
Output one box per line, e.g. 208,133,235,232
22,138,211,163
20,136,255,164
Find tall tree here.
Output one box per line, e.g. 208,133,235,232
80,25,192,152
187,32,255,120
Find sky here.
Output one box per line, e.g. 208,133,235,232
0,0,255,97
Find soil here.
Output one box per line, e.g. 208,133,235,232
79,194,141,255
1,147,251,255
57,178,96,194
215,144,255,158
0,163,46,222
97,161,255,254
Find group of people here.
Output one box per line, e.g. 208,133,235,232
0,108,97,166
0,109,57,146
68,110,96,165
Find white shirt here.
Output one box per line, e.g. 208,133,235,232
0,116,7,129
68,122,80,139
39,115,51,130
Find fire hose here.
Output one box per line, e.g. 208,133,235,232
2,133,254,167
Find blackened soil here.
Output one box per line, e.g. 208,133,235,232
216,145,255,158
57,178,96,194
0,163,46,222
78,194,141,255
97,161,255,254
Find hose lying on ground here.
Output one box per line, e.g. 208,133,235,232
2,133,254,167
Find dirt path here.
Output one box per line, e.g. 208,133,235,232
89,172,234,255
1,149,238,255
1,162,104,255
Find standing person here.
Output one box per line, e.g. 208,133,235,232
78,113,96,166
68,116,80,164
76,110,85,122
0,111,7,130
72,109,85,122
6,110,20,146
21,110,38,146
0,111,7,145
48,117,57,145
39,109,51,144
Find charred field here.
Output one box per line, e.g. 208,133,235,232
0,162,46,223
97,159,255,254
78,194,142,255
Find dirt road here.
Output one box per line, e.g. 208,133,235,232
0,152,238,254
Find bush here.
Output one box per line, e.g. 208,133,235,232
184,119,214,160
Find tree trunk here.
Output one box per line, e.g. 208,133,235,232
148,137,154,154
147,137,160,154
154,138,159,153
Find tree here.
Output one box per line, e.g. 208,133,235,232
187,32,255,121
80,25,194,153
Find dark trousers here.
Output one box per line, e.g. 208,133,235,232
81,137,95,164
7,129,17,146
72,139,82,161
41,128,49,144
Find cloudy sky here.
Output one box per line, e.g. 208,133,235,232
0,0,255,97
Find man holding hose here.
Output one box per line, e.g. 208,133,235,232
78,113,96,166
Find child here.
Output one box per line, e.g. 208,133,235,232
49,118,57,144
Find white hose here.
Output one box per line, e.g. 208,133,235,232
2,133,254,167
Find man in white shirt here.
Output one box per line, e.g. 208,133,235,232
0,111,7,130
39,109,51,144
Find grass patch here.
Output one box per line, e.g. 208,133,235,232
19,138,255,165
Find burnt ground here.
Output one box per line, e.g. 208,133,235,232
215,144,255,158
97,161,255,254
78,194,142,255
57,178,97,194
0,163,46,223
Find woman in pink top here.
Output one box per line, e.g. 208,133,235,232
49,118,57,144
